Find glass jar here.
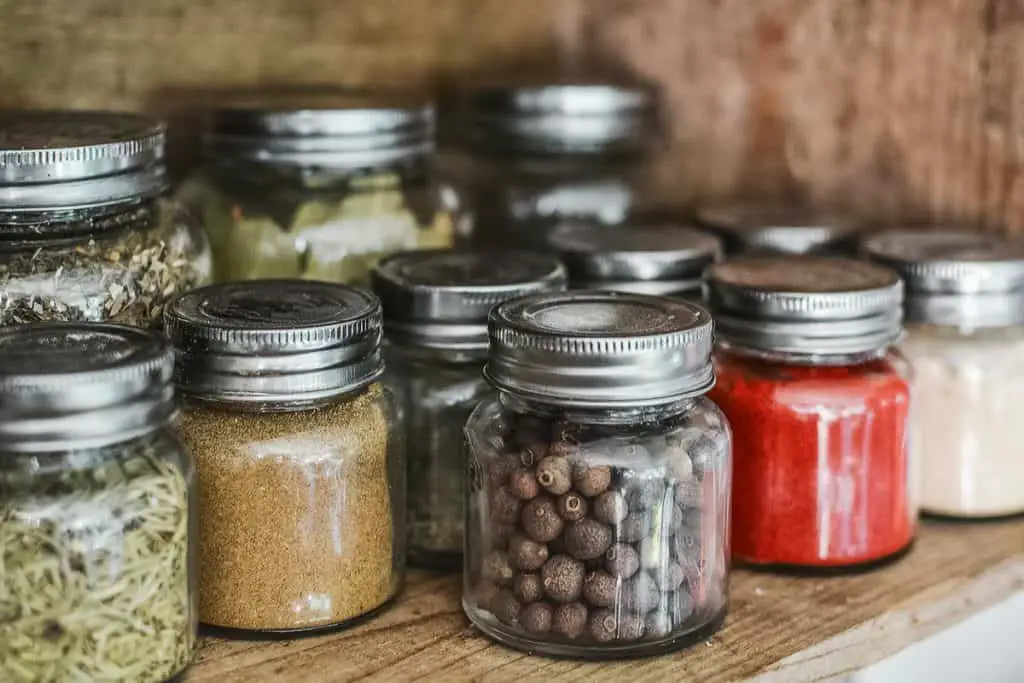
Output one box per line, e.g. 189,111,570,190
695,202,860,256
0,323,196,683
179,92,462,287
166,280,403,634
451,82,662,250
463,292,731,658
706,256,915,570
863,229,1024,518
372,250,566,569
0,110,211,328
546,218,721,300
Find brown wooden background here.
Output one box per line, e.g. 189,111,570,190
2,0,1023,230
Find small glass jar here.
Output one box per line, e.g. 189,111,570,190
706,256,915,570
179,92,462,287
546,218,722,300
451,82,662,250
0,323,196,683
864,230,1024,518
695,202,860,256
0,110,211,328
372,250,566,569
166,280,403,634
463,292,731,658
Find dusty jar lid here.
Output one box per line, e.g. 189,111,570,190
861,229,1024,327
372,250,567,352
164,280,383,403
706,255,904,357
0,323,175,452
206,91,435,169
0,110,167,211
465,82,659,155
485,291,714,408
547,220,722,295
695,203,859,255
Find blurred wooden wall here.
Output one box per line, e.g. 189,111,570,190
2,0,1023,230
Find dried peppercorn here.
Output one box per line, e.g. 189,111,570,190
536,456,572,495
508,468,541,500
520,602,553,634
581,571,617,608
593,490,628,525
556,492,587,522
552,603,588,640
573,463,612,497
508,534,549,572
521,496,564,542
513,573,544,603
541,555,585,602
564,519,613,560
605,544,641,579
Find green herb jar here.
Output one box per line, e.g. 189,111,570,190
0,110,211,328
180,91,464,287
0,323,196,683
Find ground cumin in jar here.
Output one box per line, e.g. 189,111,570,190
165,279,403,633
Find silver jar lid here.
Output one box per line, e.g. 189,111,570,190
0,323,175,451
862,229,1024,327
547,220,722,295
164,280,383,403
206,91,435,169
696,203,859,255
0,110,167,211
706,256,903,356
372,250,567,352
466,82,659,155
485,291,714,408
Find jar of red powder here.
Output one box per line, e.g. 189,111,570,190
706,255,914,570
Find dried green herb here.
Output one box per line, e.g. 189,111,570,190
0,435,193,683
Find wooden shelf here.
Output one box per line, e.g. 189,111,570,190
185,518,1024,682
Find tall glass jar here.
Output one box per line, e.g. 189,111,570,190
463,292,732,658
0,110,211,328
863,230,1024,518
546,218,721,300
695,202,860,256
179,92,462,287
451,82,662,250
706,256,915,570
0,323,196,683
166,280,403,634
372,250,566,569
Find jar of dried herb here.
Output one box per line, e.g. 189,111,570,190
166,279,403,633
179,90,464,287
0,110,211,328
0,323,196,683
372,250,566,569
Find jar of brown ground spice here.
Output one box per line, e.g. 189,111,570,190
165,279,403,634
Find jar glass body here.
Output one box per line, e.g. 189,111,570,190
710,346,915,569
901,322,1024,518
0,427,197,683
0,198,211,328
462,392,732,658
180,157,464,286
386,345,490,570
175,383,405,633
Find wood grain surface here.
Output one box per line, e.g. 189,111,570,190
184,518,1024,682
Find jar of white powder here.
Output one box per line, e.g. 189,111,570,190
863,229,1024,518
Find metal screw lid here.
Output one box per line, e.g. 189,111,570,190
164,280,383,403
372,250,567,352
206,90,435,169
0,323,175,451
465,81,659,155
0,110,167,211
695,202,859,255
547,220,722,294
485,291,714,408
705,255,904,357
861,229,1024,327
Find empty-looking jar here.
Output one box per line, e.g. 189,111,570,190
0,110,210,327
463,292,732,658
373,250,566,569
706,256,914,570
695,203,860,256
0,323,195,683
864,230,1024,518
166,280,403,633
546,219,722,299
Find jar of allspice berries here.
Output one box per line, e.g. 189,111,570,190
463,291,732,658
166,280,403,634
372,249,566,569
